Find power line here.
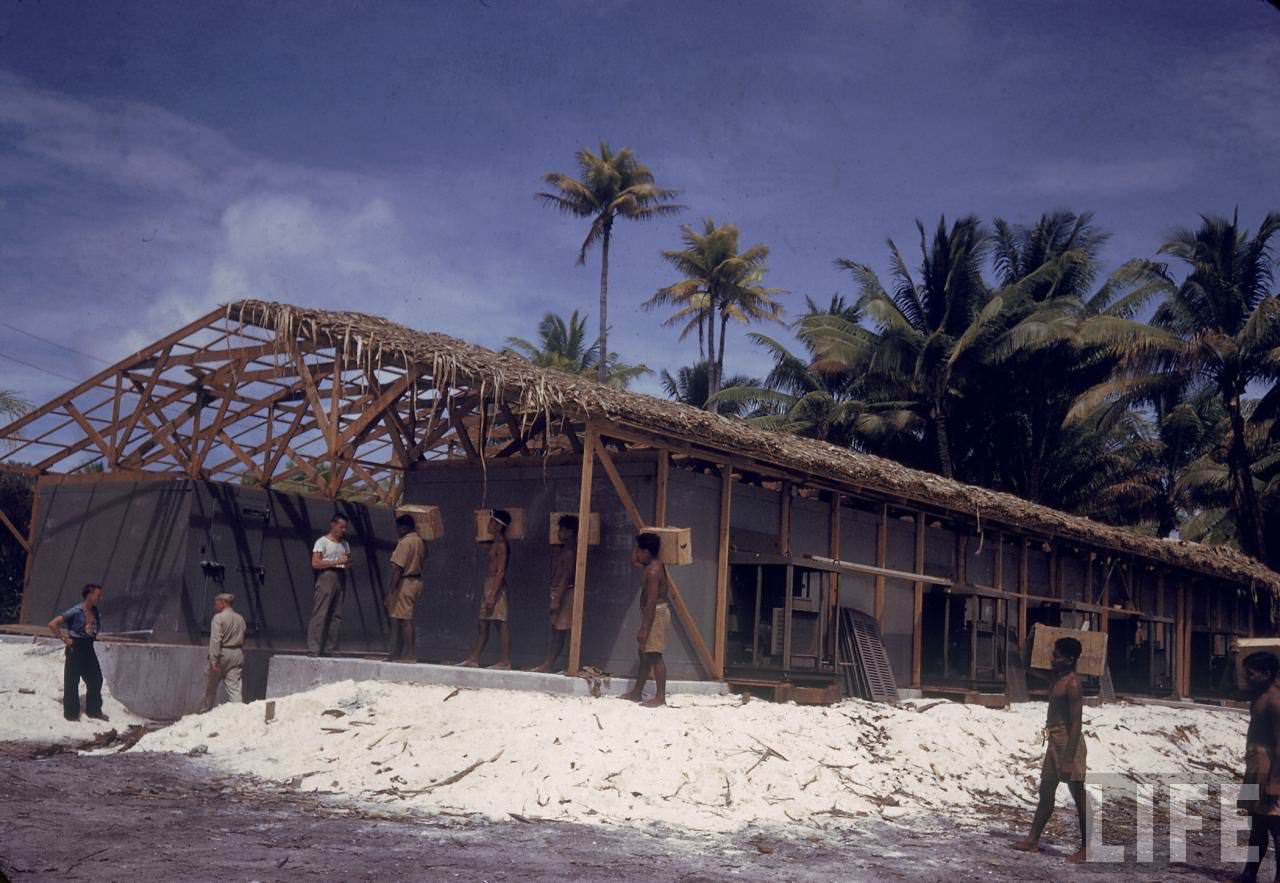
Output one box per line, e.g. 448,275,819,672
0,350,82,383
0,321,113,365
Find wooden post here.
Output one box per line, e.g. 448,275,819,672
17,475,43,626
828,494,841,663
1018,539,1029,650
874,504,887,625
779,482,792,556
911,513,924,688
567,424,597,676
654,450,669,527
713,465,732,677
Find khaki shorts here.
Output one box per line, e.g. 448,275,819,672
1042,724,1087,782
389,577,423,620
553,587,574,631
1241,748,1280,815
481,592,508,623
643,602,670,654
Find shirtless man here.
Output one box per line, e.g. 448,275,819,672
619,532,669,708
1013,636,1088,862
532,515,578,673
1239,651,1280,883
460,510,511,669
384,515,426,662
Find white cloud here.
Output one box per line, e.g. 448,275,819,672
1022,157,1196,197
0,70,530,403
1188,33,1280,149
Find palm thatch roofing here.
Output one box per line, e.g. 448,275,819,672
229,299,1280,595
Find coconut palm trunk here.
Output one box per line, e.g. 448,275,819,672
597,221,612,384
933,397,955,479
1225,393,1266,560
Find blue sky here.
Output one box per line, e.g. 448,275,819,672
1,0,1277,404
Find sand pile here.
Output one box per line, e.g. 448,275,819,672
136,678,1247,835
0,640,147,743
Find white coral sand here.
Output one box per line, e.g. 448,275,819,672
0,640,146,743
134,676,1248,835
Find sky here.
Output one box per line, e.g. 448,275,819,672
0,0,1277,405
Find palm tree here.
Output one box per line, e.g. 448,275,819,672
660,362,758,416
1150,211,1280,565
505,311,649,389
0,391,29,453
644,218,784,401
538,143,682,384
829,216,993,478
713,296,871,446
980,211,1171,500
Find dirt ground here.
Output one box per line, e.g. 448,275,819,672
0,741,1263,882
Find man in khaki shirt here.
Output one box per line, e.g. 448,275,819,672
201,593,246,712
384,515,426,662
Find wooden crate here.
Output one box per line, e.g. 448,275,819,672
396,505,444,541
474,508,527,541
1030,624,1108,677
645,526,692,565
1234,638,1280,689
548,512,601,546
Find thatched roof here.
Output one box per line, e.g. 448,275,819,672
229,300,1280,595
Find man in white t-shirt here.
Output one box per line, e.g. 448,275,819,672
308,514,351,656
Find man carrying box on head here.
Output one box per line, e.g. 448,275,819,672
532,514,578,673
460,509,512,670
384,514,426,662
619,532,670,708
1013,635,1088,862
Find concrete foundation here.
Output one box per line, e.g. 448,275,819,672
266,654,730,700
1,635,270,720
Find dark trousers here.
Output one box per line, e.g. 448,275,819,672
307,570,345,655
63,638,103,719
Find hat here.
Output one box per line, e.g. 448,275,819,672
215,593,235,604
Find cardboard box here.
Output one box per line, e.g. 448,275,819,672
644,526,692,566
396,505,444,541
1030,623,1108,677
548,512,601,545
1234,638,1280,689
474,508,526,541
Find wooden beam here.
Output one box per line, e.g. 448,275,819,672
114,344,174,464
828,494,841,666
592,436,646,529
874,504,887,625
714,465,732,678
593,435,717,678
63,401,114,464
780,482,792,556
654,449,669,527
447,400,481,460
912,514,924,689
567,424,597,676
809,555,953,586
0,509,29,552
0,308,224,440
332,372,414,453
1018,539,1029,651
17,475,43,626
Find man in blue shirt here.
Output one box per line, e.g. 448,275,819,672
47,583,107,722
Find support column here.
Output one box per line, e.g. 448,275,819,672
911,513,924,689
654,450,669,527
874,504,887,625
567,424,597,676
713,466,732,677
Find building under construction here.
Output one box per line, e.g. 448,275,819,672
2,300,1276,701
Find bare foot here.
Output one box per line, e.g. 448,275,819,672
1010,839,1040,853
1066,848,1087,864
458,658,480,668
530,662,553,673
640,697,666,708
619,691,643,702
487,661,512,670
